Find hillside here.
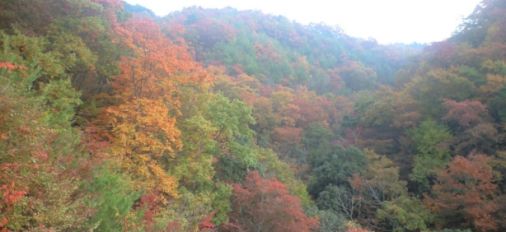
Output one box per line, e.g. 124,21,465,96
163,7,421,89
0,0,505,231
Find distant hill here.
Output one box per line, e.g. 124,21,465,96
163,7,422,92
124,3,156,18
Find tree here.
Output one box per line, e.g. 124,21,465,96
302,122,332,156
317,150,411,230
349,150,408,228
377,195,433,232
442,99,497,154
409,119,452,192
443,99,488,128
0,33,88,230
204,94,258,182
99,16,209,201
225,171,319,232
408,69,475,118
425,155,498,231
308,145,366,196
317,185,358,221
171,88,236,229
318,210,346,232
85,166,140,231
358,150,407,203
345,221,371,232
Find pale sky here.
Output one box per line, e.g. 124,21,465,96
124,0,482,44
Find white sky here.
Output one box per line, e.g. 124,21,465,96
124,0,482,44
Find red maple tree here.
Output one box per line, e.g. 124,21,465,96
223,171,319,232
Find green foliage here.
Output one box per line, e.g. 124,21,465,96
210,183,233,224
318,210,347,232
302,122,332,155
0,30,65,79
205,93,255,141
362,150,407,199
174,91,218,190
46,29,97,72
166,7,416,91
85,166,140,232
315,150,414,229
205,94,260,182
0,34,87,230
409,120,452,192
171,91,235,226
41,78,82,128
488,87,506,123
408,69,476,117
377,195,433,232
162,184,231,230
316,185,354,217
308,145,366,196
257,148,313,208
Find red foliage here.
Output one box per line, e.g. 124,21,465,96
198,211,216,231
0,182,26,231
429,41,457,66
138,193,159,231
0,182,26,207
109,16,210,103
165,221,182,232
425,155,498,231
443,99,497,153
0,61,26,71
32,150,49,161
226,171,319,232
290,88,330,128
0,217,8,231
273,126,303,144
82,125,111,156
443,99,488,128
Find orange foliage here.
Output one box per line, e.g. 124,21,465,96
97,16,210,201
0,62,25,71
425,155,498,231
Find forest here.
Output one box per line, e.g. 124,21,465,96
0,0,505,231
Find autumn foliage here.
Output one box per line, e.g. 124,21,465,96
425,155,498,231
225,171,319,232
1,0,506,231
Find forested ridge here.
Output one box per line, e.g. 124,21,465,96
0,0,505,231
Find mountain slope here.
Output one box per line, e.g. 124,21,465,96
163,7,421,91
0,0,505,231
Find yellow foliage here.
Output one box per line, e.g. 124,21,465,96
97,15,211,205
480,74,506,94
148,162,178,199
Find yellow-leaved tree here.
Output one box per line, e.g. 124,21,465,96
99,16,209,201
